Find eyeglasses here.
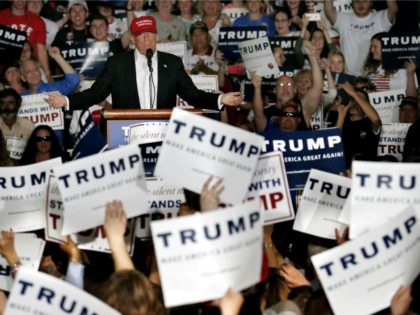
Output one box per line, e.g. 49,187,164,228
278,82,293,87
35,136,52,142
279,111,299,118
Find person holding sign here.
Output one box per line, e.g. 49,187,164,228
0,88,35,161
363,32,418,94
21,47,80,96
324,0,398,76
46,16,243,110
252,40,323,132
233,0,276,37
335,81,382,168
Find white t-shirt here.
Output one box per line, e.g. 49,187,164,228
108,18,128,39
186,47,219,72
334,9,393,76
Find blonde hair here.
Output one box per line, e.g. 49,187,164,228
103,270,164,315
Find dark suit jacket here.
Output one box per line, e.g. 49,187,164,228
68,50,220,110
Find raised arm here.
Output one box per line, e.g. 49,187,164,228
301,40,323,126
386,0,398,23
323,0,337,25
340,82,381,128
48,46,75,74
405,59,417,98
251,72,268,132
104,200,135,271
0,230,20,278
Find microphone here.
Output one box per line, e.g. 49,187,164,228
146,48,153,73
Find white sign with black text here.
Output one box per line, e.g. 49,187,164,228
135,178,185,239
19,93,64,130
0,234,45,292
0,158,62,232
155,108,264,203
312,206,420,315
293,169,350,239
53,144,148,235
247,152,294,224
350,161,420,239
238,37,280,78
151,199,262,307
368,89,405,124
377,123,410,161
5,268,121,315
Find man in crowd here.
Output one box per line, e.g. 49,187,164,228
46,16,243,110
324,0,398,76
0,0,52,81
0,89,34,161
51,0,90,49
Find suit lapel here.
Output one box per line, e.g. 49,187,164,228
127,51,141,108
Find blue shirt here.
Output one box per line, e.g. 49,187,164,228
233,15,276,37
21,73,80,96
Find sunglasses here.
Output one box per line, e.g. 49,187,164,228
279,111,299,118
35,136,52,142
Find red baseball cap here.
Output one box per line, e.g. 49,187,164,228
130,16,157,37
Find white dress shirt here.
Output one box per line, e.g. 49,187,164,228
134,49,158,109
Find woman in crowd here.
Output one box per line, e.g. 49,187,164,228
20,125,67,165
295,15,336,69
200,0,231,47
176,0,201,38
282,0,307,30
151,0,187,43
364,32,417,92
1,62,27,95
273,7,300,37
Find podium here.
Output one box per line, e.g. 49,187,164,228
101,108,219,148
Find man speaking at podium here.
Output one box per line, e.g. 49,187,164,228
46,16,243,110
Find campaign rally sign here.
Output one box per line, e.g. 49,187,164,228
0,234,45,292
293,169,350,240
129,121,168,177
261,128,346,190
0,158,62,232
218,26,268,62
53,144,148,235
247,152,294,224
5,136,27,160
368,89,405,124
45,176,136,253
151,199,262,307
312,206,420,315
381,33,420,70
350,161,420,239
178,75,219,108
269,36,298,70
238,37,280,78
157,41,187,66
135,178,185,239
71,109,108,160
0,24,26,59
61,41,111,80
222,6,248,23
77,219,136,254
315,0,352,13
5,268,121,315
377,123,411,161
19,93,64,130
45,175,66,243
155,108,264,204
